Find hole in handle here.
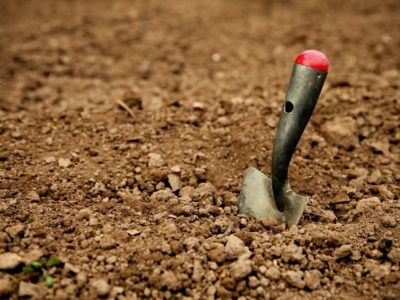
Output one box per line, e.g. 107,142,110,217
284,101,294,113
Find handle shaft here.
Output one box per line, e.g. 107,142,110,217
271,64,327,211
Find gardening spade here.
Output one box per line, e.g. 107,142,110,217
239,50,329,228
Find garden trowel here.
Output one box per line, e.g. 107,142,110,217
239,50,329,228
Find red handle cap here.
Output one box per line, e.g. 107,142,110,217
295,50,329,72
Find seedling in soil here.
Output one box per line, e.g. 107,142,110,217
239,50,329,228
22,256,61,288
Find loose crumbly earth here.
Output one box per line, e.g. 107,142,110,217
0,0,399,299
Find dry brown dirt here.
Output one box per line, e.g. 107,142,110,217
0,0,399,299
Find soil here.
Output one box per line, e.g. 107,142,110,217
0,0,399,299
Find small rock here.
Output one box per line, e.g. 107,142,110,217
160,240,171,254
18,282,43,298
170,165,181,173
259,265,267,274
22,249,44,265
211,53,221,62
285,270,305,289
217,116,230,126
319,209,337,223
11,131,22,139
0,277,14,297
0,203,8,213
99,235,116,250
350,250,362,261
369,264,391,280
58,158,72,168
192,102,205,110
161,271,181,291
77,208,92,220
380,215,396,228
378,185,394,200
89,217,99,226
368,170,382,184
207,285,217,297
265,266,280,281
304,270,321,290
248,276,259,288
65,263,80,274
0,232,10,243
91,279,111,297
112,286,124,295
5,224,25,238
170,240,182,255
168,174,181,192
367,140,390,156
151,189,176,202
331,192,350,204
27,191,40,202
282,244,303,262
144,96,163,111
230,255,252,280
387,248,400,264
207,247,226,263
148,153,165,167
192,260,204,282
191,182,216,201
225,235,249,260
164,222,179,234
77,272,88,287
183,237,200,251
44,156,56,164
222,192,238,206
0,252,22,270
333,275,344,284
127,229,140,236
333,244,352,259
356,197,381,210
321,116,358,149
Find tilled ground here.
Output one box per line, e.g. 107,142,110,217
0,0,399,299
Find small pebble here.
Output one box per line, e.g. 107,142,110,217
0,252,22,270
285,270,305,289
225,235,248,260
91,279,111,297
333,245,352,259
0,277,14,297
230,255,252,280
380,215,396,227
58,158,72,168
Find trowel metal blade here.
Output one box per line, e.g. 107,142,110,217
238,167,308,228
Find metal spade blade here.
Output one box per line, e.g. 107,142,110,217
239,50,329,228
239,167,307,228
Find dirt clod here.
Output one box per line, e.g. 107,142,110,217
381,216,397,228
333,244,353,259
304,270,321,290
230,255,252,280
0,253,22,270
0,277,14,297
321,116,358,150
18,282,43,298
387,248,400,264
286,270,305,289
225,235,249,260
91,279,111,297
282,244,304,263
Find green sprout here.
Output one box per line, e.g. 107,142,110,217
46,256,60,268
42,271,55,288
22,256,61,288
